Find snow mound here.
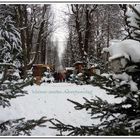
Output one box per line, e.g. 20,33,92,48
103,39,140,63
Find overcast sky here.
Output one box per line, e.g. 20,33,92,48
51,4,69,58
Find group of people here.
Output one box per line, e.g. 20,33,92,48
53,71,66,82
53,70,72,82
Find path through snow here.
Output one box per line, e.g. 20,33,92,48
0,83,122,136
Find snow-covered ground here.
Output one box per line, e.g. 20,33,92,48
0,82,122,136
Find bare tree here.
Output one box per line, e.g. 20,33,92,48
70,5,97,66
62,4,124,71
15,4,54,78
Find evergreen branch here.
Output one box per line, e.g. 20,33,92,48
67,96,119,122
0,116,50,136
49,119,101,136
49,116,134,136
129,5,140,18
0,63,16,68
67,99,84,110
0,90,24,107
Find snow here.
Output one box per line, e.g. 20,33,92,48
113,72,130,82
41,76,54,83
126,6,139,29
126,5,140,29
125,65,139,72
113,72,138,92
44,72,49,75
90,76,94,81
101,72,138,92
65,67,74,70
91,64,98,68
84,51,87,55
41,72,54,82
101,38,140,91
109,54,125,61
0,82,123,136
103,39,140,64
12,70,20,79
74,61,83,65
95,69,100,75
0,72,4,79
129,80,138,92
101,73,111,79
77,73,83,77
130,118,140,130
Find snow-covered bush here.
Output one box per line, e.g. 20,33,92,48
103,39,140,63
102,39,140,73
41,72,54,83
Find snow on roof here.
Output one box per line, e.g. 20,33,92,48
33,64,43,66
109,54,125,61
74,61,83,65
65,67,74,70
77,73,83,77
104,39,140,63
33,64,50,69
91,64,98,68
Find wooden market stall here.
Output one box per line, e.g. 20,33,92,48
33,64,52,85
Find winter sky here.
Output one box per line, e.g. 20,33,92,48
51,4,69,58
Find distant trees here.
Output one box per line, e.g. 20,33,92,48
62,20,78,67
14,4,54,78
46,38,60,71
62,4,98,67
69,5,97,66
62,4,124,69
